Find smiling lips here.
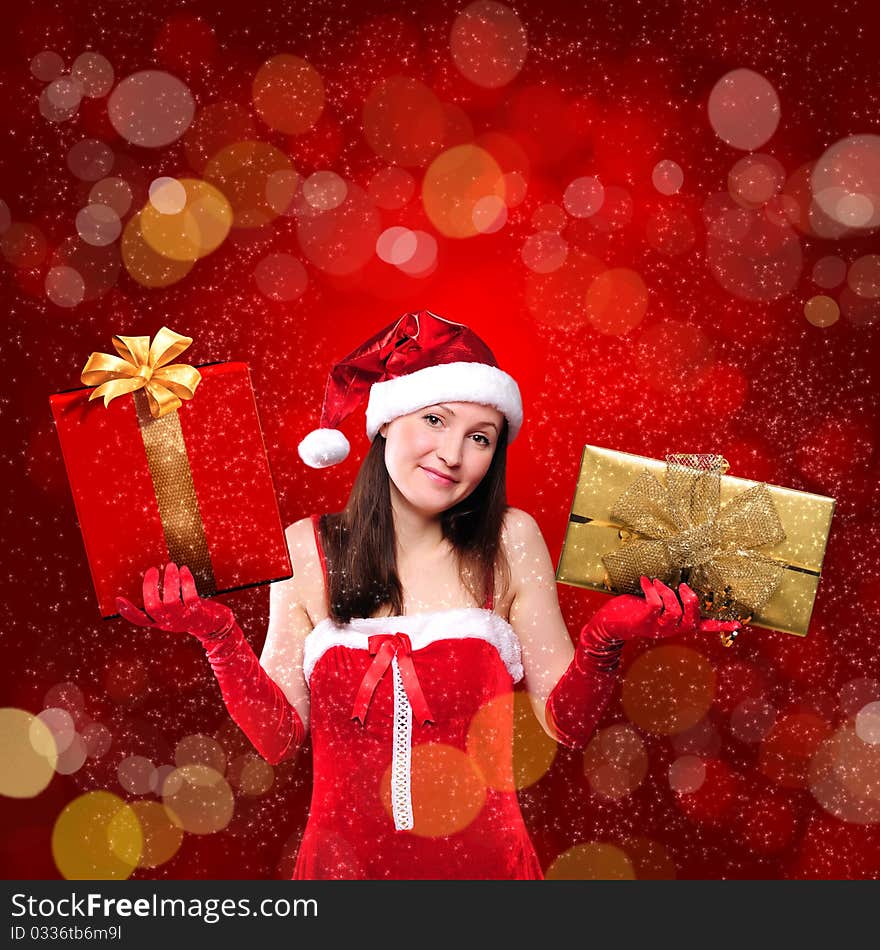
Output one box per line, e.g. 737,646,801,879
420,466,458,486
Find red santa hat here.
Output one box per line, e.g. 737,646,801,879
298,310,523,468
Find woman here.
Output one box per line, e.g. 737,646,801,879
117,310,741,880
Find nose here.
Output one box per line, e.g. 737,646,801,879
435,430,462,467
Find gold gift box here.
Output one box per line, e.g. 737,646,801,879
556,444,836,637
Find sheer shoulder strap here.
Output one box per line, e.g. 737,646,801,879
310,514,329,595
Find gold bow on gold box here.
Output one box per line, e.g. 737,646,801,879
556,445,836,639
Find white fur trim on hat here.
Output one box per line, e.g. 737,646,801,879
365,361,523,442
298,428,351,468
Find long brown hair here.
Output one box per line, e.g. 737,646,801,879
318,420,511,623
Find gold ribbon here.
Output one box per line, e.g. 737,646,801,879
601,454,787,627
132,390,216,597
81,326,202,419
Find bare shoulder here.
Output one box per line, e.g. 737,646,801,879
501,507,546,551
500,507,558,610
500,507,552,586
285,516,319,558
280,516,326,623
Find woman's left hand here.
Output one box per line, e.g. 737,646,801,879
586,576,743,643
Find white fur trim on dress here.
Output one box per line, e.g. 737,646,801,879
298,428,351,468
365,362,523,443
303,607,524,685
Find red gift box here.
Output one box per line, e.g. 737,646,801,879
50,331,292,618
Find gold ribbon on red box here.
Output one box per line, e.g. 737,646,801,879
79,327,215,595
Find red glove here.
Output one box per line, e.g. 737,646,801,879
545,576,743,750
116,563,305,766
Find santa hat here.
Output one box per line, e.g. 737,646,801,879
298,310,523,468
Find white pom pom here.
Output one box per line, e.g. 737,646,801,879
298,428,351,468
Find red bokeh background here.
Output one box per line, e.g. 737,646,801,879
2,0,880,879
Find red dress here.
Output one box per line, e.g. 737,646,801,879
291,515,544,880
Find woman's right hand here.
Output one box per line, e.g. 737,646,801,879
116,563,234,639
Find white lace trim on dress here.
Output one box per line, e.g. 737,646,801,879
390,655,414,831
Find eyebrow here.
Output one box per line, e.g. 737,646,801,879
434,404,499,431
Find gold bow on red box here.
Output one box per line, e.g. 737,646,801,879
79,326,214,594
80,326,202,418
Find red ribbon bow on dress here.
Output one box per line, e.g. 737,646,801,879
351,633,434,726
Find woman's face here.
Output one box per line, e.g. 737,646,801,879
380,401,504,516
